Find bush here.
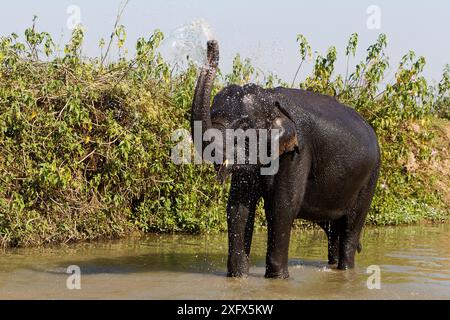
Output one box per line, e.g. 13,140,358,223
0,24,448,247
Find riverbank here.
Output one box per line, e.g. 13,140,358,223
0,27,449,247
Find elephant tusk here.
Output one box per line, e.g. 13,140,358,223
216,159,230,184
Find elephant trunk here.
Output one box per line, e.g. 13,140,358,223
191,40,219,156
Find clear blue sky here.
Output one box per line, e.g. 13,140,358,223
1,0,449,83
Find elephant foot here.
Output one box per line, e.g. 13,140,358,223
264,270,290,279
227,254,249,278
227,271,249,278
337,260,355,270
328,257,338,265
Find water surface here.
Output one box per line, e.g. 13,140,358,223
0,224,449,299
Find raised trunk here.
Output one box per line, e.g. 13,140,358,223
191,40,219,157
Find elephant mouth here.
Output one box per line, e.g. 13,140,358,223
215,160,259,184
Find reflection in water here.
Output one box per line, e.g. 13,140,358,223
0,224,449,299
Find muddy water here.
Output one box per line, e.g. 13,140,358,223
0,224,449,300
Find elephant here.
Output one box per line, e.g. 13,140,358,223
191,40,381,279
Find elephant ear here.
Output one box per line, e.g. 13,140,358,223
271,100,299,156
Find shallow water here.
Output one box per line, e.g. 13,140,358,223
0,224,449,300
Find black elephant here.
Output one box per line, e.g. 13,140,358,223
191,41,380,278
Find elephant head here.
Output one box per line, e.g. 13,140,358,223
191,41,299,182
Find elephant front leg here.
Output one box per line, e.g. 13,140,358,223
227,202,256,277
265,212,296,279
264,151,310,279
226,175,259,278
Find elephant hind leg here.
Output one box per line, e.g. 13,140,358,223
327,222,340,265
337,168,379,270
318,221,340,265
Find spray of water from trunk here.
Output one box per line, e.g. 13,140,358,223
168,19,215,68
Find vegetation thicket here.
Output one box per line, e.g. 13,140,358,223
0,22,449,247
